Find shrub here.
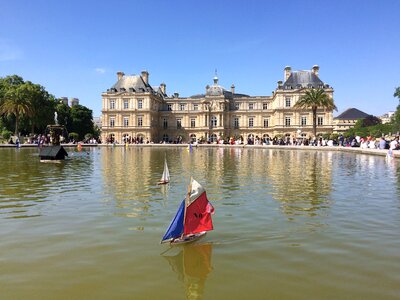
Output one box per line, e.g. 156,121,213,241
2,130,13,140
330,133,339,141
69,132,79,142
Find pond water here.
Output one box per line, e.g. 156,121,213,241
1,146,400,299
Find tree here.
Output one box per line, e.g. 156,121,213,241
294,88,337,137
69,104,94,140
55,102,72,132
393,87,400,134
361,115,381,127
26,82,56,134
0,75,25,134
0,75,56,136
394,87,400,99
0,83,33,136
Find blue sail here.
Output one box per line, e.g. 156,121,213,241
161,200,185,242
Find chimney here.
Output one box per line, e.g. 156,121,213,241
284,66,291,81
141,70,149,85
160,83,166,95
231,84,235,94
117,71,124,81
312,65,320,76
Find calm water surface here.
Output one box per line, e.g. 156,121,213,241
1,147,400,299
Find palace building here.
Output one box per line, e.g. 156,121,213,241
101,66,334,143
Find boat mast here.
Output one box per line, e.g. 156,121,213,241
181,177,193,238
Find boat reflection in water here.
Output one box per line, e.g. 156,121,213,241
162,243,213,300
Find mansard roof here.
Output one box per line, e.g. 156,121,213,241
334,108,370,120
283,71,325,89
109,75,154,93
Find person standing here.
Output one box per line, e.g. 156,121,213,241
390,137,399,150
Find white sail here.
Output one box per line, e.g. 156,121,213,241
160,158,170,183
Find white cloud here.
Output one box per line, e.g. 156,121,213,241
0,39,23,61
95,68,106,74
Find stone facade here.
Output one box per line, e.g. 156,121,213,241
101,66,334,143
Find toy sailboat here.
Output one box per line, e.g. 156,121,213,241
161,178,214,244
158,158,170,185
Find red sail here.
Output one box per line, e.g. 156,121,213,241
184,191,214,235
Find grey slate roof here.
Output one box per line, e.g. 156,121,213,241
334,108,370,120
283,71,326,89
109,75,154,93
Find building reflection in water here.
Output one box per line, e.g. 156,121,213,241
266,150,333,218
162,243,213,300
101,147,336,220
101,147,157,217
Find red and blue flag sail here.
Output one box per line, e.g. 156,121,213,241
161,200,185,242
161,179,214,243
184,180,214,235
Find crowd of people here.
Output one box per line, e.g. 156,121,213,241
10,133,399,151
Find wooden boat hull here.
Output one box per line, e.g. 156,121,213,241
170,231,207,245
157,180,169,185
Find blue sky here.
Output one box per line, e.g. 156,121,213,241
1,0,399,117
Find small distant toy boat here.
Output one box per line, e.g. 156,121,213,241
161,178,214,245
158,157,170,185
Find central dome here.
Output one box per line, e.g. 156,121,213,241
206,76,225,96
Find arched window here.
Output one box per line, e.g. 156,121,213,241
210,134,218,143
247,134,254,145
162,134,169,142
190,134,197,143
137,134,145,143
108,133,115,143
122,133,130,143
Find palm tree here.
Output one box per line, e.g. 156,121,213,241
394,87,400,99
0,84,33,136
294,88,337,137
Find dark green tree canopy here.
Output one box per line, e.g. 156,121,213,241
360,115,381,127
392,86,400,134
1,75,95,140
70,104,94,140
0,75,56,136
